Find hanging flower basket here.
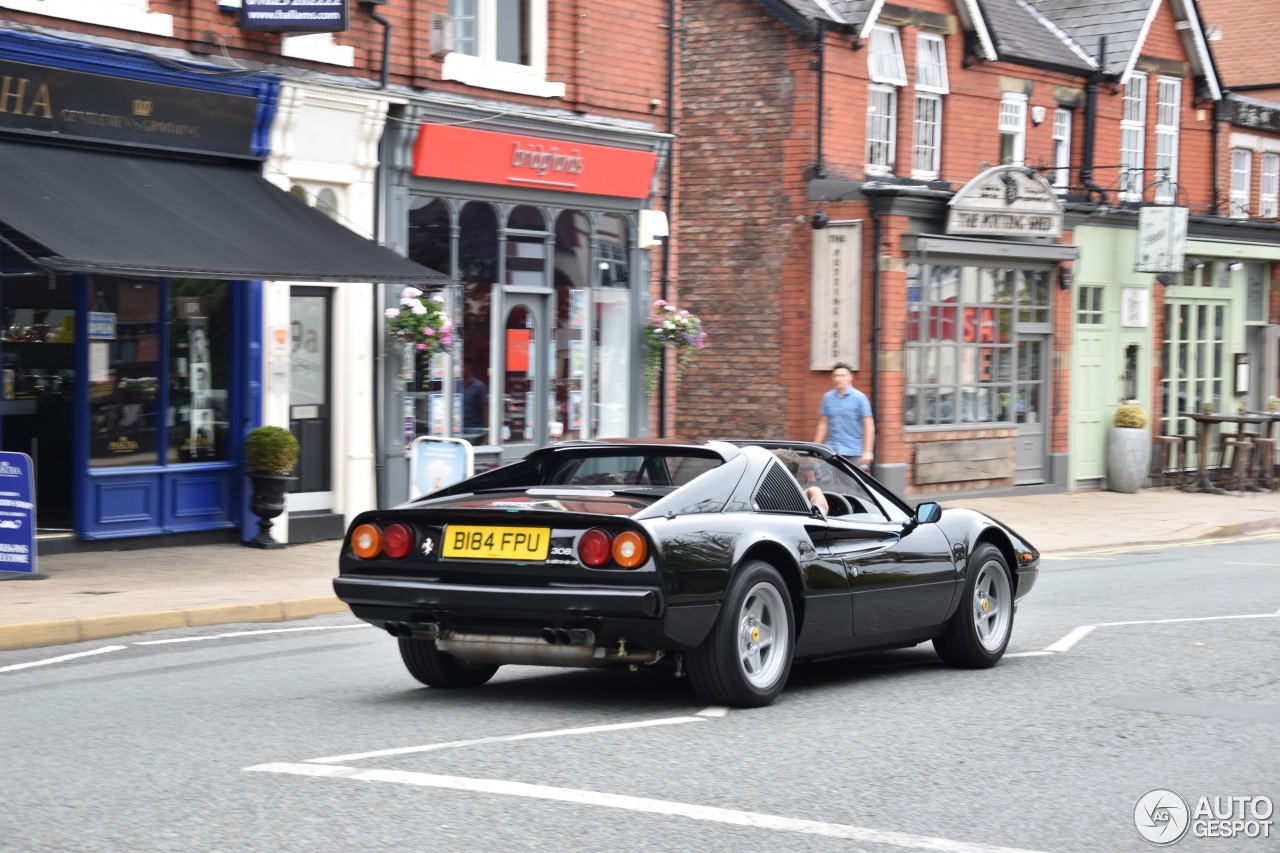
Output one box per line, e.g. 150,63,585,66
385,287,454,360
642,299,706,398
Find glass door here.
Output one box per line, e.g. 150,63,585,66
288,288,332,512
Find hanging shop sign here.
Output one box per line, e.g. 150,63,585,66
947,166,1064,239
1135,204,1189,273
0,58,257,156
412,124,659,199
0,451,36,575
240,0,348,33
810,221,862,371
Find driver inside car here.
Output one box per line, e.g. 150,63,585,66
772,449,830,516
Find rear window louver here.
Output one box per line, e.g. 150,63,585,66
754,463,810,514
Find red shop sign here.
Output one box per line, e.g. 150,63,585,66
412,124,658,199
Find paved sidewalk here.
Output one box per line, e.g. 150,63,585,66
2,487,1279,652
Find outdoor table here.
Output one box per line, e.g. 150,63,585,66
1182,411,1276,493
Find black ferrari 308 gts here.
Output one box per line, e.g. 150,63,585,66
334,439,1039,707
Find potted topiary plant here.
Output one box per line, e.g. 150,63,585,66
244,425,300,549
1107,402,1151,494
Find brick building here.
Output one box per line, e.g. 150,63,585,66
0,1,676,546
675,0,1278,496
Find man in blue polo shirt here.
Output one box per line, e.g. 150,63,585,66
814,361,875,470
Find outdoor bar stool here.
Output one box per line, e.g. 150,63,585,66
1217,437,1255,491
1152,435,1188,487
1251,437,1278,490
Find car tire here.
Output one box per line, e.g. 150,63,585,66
688,560,794,708
398,637,500,688
933,543,1014,668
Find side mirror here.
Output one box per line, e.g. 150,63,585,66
914,501,942,525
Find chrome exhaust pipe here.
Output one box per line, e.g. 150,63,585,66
541,627,560,645
437,631,656,667
385,622,438,640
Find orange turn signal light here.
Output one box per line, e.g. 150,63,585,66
351,523,382,559
612,531,648,568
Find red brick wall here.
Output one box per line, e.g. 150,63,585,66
1197,0,1280,89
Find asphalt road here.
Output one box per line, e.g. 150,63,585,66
2,533,1278,853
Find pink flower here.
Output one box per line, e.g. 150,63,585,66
423,327,435,336
416,343,428,351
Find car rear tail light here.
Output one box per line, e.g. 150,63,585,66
612,531,648,568
578,528,613,567
351,523,382,559
382,523,414,559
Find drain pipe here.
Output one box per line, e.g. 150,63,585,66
1079,36,1109,205
812,22,827,180
360,1,392,90
658,0,676,436
867,190,883,464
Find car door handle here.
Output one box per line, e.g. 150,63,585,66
840,559,859,578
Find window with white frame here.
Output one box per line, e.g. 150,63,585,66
1260,153,1279,218
1153,77,1181,203
442,0,563,98
866,26,906,175
1230,149,1252,217
1120,73,1147,200
912,34,947,180
0,0,172,35
867,85,898,175
999,94,1027,166
868,26,908,86
1052,108,1072,189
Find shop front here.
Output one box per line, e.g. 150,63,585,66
379,105,669,506
868,167,1078,497
0,31,439,542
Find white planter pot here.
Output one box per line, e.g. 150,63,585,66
1107,426,1151,493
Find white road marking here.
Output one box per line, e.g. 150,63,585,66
1222,562,1280,567
1043,625,1096,653
132,624,368,645
306,716,709,764
0,645,127,673
1037,555,1114,561
1095,613,1280,628
245,762,1050,853
1004,651,1054,658
696,706,728,717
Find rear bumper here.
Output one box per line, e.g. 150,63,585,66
334,576,661,618
333,575,720,651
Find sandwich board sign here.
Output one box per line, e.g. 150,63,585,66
0,451,36,575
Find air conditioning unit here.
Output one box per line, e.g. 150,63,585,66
430,14,455,57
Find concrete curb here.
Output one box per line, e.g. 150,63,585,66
0,596,347,652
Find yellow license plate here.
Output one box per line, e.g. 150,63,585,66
443,525,550,560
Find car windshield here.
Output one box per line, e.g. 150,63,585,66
547,453,722,488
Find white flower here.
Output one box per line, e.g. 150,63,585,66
384,308,399,319
402,287,423,299
410,301,427,315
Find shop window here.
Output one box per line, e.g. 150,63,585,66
441,0,564,98
1119,73,1146,201
553,210,591,441
88,277,231,468
1162,301,1226,435
998,94,1026,167
168,281,231,464
905,266,1058,427
592,214,632,438
2,276,76,529
506,205,548,288
458,202,498,443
